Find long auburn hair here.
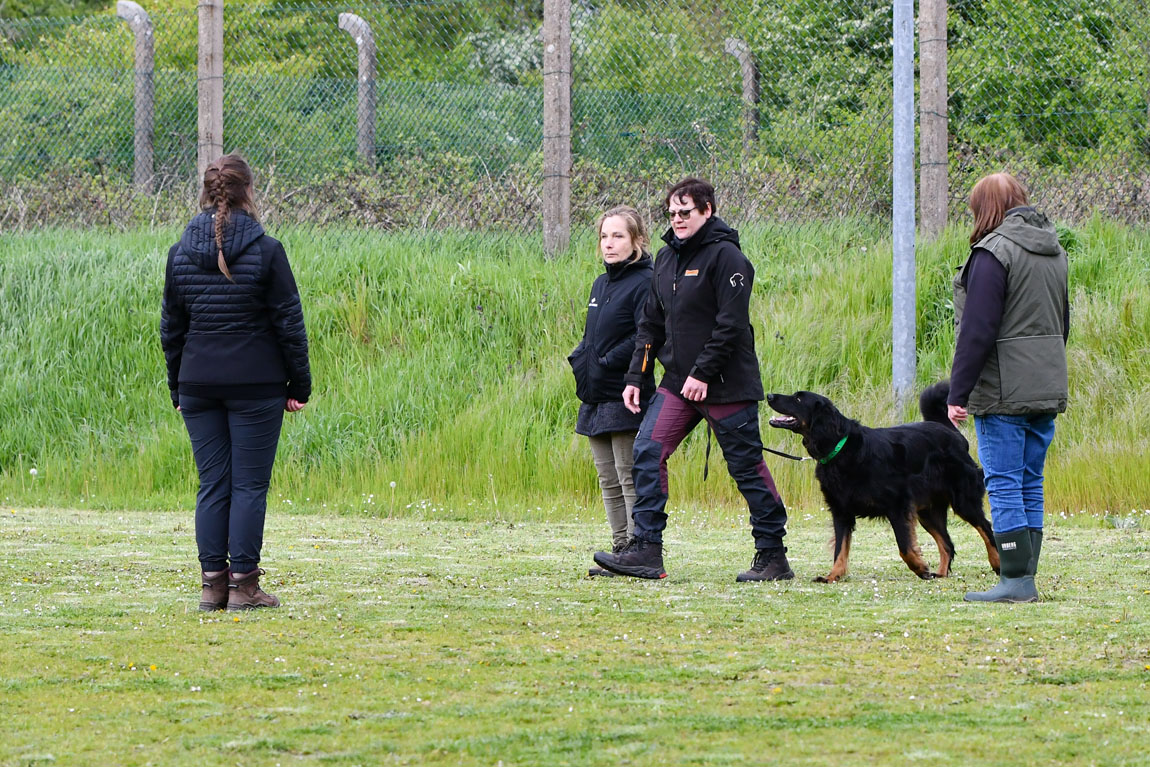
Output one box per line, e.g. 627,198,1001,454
969,172,1029,245
199,154,258,281
596,204,650,260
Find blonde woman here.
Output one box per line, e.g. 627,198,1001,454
569,206,655,576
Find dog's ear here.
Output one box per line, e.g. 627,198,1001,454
806,396,841,442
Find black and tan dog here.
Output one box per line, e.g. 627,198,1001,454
766,382,1000,582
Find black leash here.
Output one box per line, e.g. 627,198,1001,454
688,401,810,483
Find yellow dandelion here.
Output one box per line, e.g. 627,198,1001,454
150,665,157,671
234,616,240,622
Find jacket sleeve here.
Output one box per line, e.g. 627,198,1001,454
625,266,664,387
948,248,1006,406
689,246,754,383
159,249,188,408
265,242,312,402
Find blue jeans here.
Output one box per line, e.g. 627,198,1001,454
180,395,285,573
974,413,1056,534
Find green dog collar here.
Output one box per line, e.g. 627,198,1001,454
819,435,849,465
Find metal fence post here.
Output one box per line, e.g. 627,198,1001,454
723,37,759,156
919,0,948,239
197,0,224,179
892,0,916,407
115,1,154,194
542,0,571,258
338,13,377,168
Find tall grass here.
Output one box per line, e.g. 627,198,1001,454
0,219,1147,516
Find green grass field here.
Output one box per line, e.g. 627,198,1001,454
2,507,1148,766
1,220,1148,515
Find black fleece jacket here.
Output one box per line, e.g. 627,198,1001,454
569,254,655,404
625,216,764,403
161,209,311,407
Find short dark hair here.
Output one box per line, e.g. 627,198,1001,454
664,177,716,215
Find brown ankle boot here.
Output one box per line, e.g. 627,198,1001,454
227,568,280,611
199,570,229,611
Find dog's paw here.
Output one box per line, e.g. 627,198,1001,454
814,575,839,584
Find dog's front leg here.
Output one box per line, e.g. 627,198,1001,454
816,517,853,583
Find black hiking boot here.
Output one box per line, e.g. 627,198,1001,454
588,541,626,577
592,538,666,580
736,547,794,582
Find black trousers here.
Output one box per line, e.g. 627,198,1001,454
180,395,284,573
631,388,788,549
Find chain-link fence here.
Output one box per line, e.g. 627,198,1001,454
2,0,1148,234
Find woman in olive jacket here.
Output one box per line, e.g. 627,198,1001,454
569,206,654,575
947,172,1069,604
161,154,311,612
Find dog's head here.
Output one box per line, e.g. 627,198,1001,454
766,391,848,445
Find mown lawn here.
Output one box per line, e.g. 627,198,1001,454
2,507,1148,766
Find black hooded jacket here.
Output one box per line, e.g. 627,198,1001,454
160,209,311,407
624,216,764,403
568,254,655,404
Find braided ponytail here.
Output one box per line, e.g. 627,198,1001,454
198,154,258,283
214,191,233,282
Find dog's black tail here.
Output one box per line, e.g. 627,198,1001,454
919,380,954,429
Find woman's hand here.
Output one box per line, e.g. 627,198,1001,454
681,376,708,402
286,398,306,413
947,404,967,428
622,385,641,414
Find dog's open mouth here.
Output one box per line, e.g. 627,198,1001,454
768,416,800,429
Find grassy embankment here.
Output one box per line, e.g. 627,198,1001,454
0,220,1147,517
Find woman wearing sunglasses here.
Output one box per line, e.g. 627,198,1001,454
592,177,791,582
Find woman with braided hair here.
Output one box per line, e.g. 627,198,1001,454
161,154,311,611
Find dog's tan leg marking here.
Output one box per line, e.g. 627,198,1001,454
977,526,1001,573
925,528,951,577
818,532,851,583
898,526,933,579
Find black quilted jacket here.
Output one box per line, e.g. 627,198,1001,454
160,209,311,407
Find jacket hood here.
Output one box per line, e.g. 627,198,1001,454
604,253,653,279
178,209,265,270
662,215,740,252
993,207,1061,256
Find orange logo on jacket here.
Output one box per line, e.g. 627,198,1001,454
684,269,699,276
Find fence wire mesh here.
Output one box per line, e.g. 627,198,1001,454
1,0,1148,235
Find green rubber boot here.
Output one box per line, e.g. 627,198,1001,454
964,529,1038,603
1028,528,1043,576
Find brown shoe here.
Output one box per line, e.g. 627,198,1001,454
199,570,228,611
227,568,281,611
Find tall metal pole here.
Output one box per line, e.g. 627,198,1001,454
338,13,377,168
116,1,154,193
892,0,916,408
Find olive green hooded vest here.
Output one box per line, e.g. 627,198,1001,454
953,207,1069,416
